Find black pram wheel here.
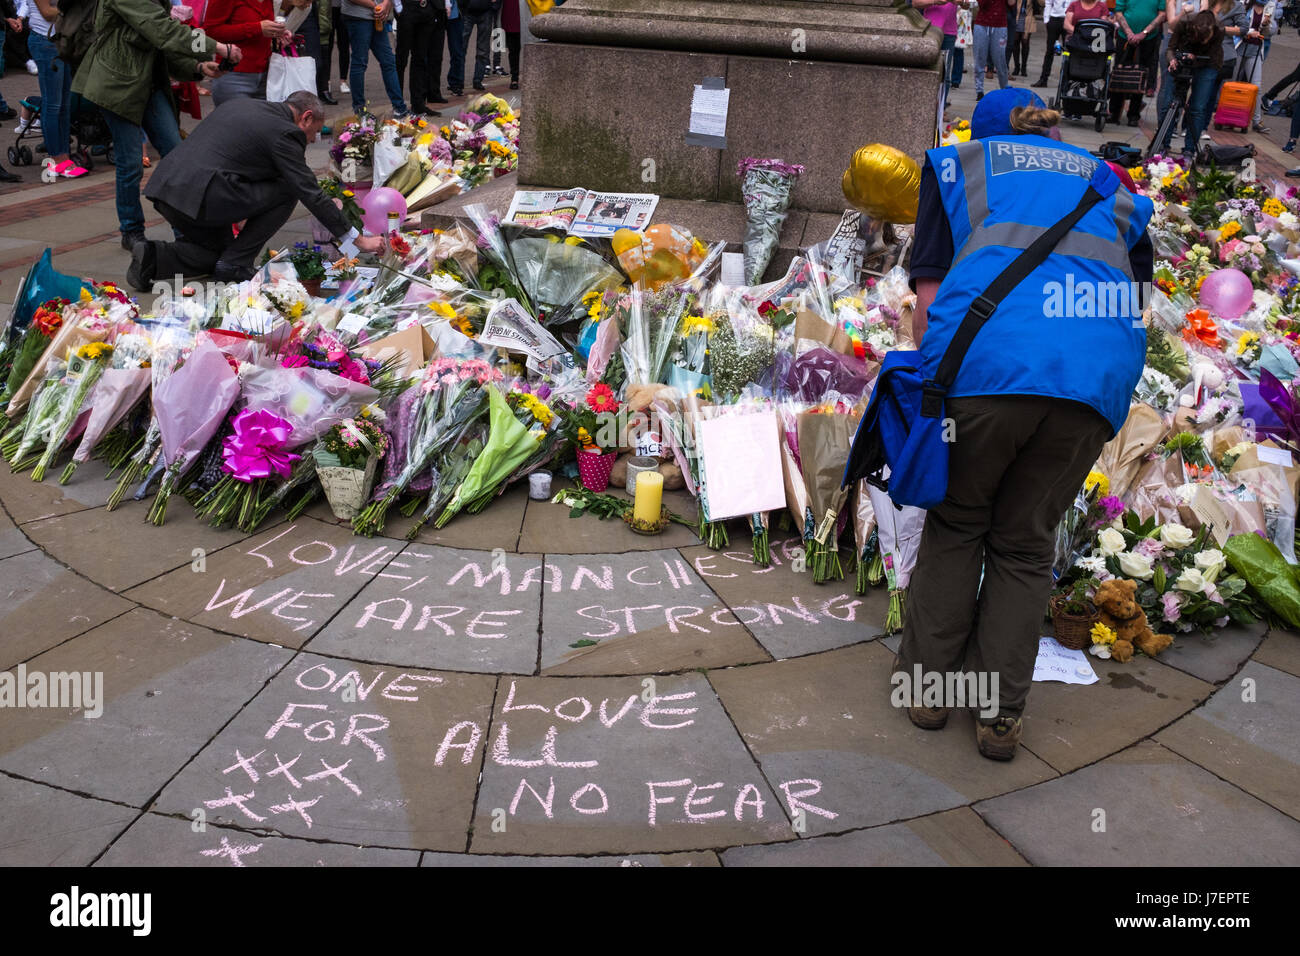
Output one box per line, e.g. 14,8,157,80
6,146,17,165
1096,113,1106,132
19,146,32,165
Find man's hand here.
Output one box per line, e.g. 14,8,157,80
261,19,292,39
376,0,392,18
4,17,20,31
198,61,223,78
355,235,386,255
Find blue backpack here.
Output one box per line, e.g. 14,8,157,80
842,172,1112,509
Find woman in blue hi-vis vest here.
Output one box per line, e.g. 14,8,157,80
894,87,1154,761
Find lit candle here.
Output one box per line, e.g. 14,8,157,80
633,470,663,525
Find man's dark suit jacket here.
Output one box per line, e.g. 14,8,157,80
145,98,352,237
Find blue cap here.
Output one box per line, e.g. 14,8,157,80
970,88,1048,139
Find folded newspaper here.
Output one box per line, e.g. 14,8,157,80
504,188,659,238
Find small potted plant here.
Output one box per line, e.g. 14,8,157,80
558,383,621,492
313,412,389,520
289,242,328,298
1049,578,1100,651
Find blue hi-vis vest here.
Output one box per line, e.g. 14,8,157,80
921,134,1154,434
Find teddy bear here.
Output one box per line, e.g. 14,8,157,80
1093,578,1173,661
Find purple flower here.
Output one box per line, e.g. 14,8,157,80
535,383,552,400
1134,537,1166,560
1161,592,1183,623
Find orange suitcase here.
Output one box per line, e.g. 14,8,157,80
1214,82,1258,133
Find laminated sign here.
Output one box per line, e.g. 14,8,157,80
478,298,568,362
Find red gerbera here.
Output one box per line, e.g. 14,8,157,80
388,231,411,256
585,383,618,414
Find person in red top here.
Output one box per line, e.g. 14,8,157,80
1064,0,1112,32
204,0,292,105
973,0,1016,99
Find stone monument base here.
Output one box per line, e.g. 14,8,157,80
517,40,941,215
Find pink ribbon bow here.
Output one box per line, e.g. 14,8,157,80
221,408,301,482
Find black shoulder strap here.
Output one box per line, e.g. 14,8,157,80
920,178,1111,418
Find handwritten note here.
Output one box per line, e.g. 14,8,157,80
720,252,746,288
1032,637,1098,684
686,78,730,148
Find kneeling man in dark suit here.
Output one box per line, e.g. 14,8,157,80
128,90,386,289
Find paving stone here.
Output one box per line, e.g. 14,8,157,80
124,519,409,648
0,608,289,804
304,483,531,554
0,549,134,669
309,545,542,674
538,550,770,675
0,506,33,560
0,774,136,865
1252,629,1300,679
96,814,420,866
153,653,495,851
709,643,1057,836
421,850,718,866
1156,661,1300,820
22,503,259,593
1019,655,1213,773
681,535,887,660
720,807,1029,866
470,672,793,854
0,457,117,525
976,741,1300,865
1156,619,1268,684
517,481,701,553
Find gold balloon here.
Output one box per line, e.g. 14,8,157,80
841,143,921,225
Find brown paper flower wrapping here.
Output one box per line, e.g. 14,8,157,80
319,457,380,520
6,323,111,417
1095,403,1169,500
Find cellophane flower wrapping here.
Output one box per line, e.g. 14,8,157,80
508,234,624,324
237,364,379,446
154,342,242,483
436,384,539,527
738,158,804,285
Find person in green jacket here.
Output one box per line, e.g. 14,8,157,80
72,0,244,250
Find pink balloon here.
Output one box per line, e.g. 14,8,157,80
359,187,407,235
1199,268,1254,320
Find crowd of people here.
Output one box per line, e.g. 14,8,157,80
0,0,521,267
922,0,1296,157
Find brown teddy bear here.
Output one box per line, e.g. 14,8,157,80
1093,578,1173,661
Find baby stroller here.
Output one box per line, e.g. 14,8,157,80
1052,18,1117,132
7,93,113,171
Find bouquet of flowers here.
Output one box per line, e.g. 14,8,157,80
796,399,861,583
434,383,553,527
557,382,621,492
737,158,804,284
61,327,153,484
3,357,66,469
353,357,503,536
1,297,65,406
144,342,242,525
29,341,115,481
193,408,302,529
106,323,196,510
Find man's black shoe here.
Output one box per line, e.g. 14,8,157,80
318,90,338,105
1287,167,1300,177
472,82,486,91
121,230,146,251
126,240,157,293
1031,79,1047,88
0,107,15,121
448,87,463,96
1127,116,1140,127
0,166,19,183
212,260,254,283
428,93,449,103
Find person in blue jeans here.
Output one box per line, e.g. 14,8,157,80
26,0,83,177
1156,10,1223,160
461,0,497,91
340,0,407,115
445,0,466,95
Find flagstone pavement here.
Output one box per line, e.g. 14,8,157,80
2,53,1300,868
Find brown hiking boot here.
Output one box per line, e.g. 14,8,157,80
976,716,1023,761
907,705,950,730
892,653,950,729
